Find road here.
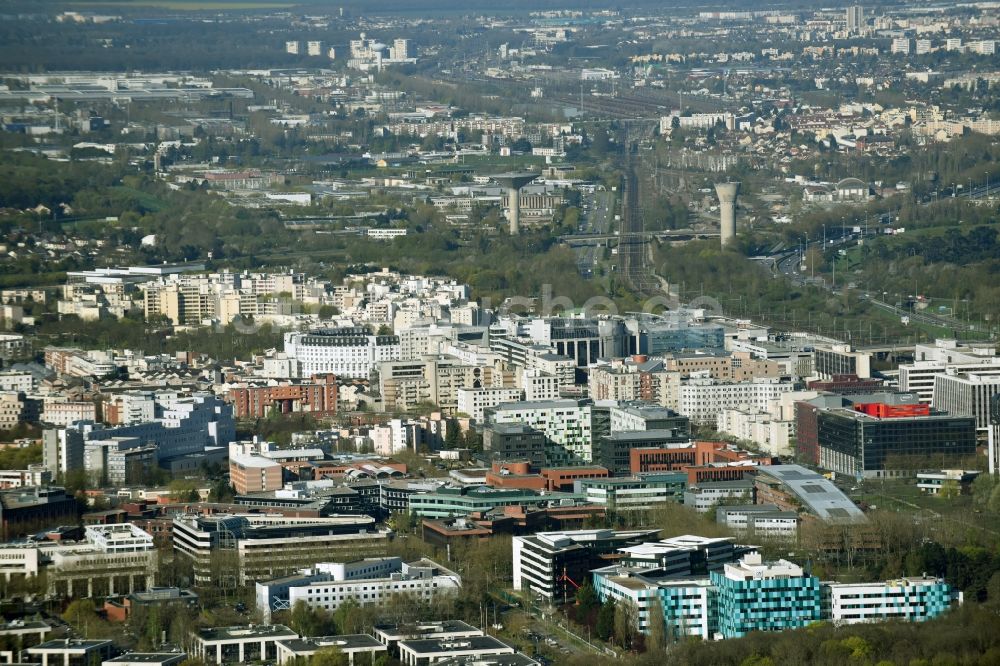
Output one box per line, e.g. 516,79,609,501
761,234,981,333
573,190,613,277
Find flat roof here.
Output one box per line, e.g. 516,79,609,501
433,654,540,666
398,636,512,654
196,625,296,643
0,621,50,632
606,429,686,441
30,640,112,652
276,635,385,652
104,653,186,664
374,621,479,638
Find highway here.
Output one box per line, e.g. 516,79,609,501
573,190,612,277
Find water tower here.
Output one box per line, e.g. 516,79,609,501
715,181,741,247
492,172,538,235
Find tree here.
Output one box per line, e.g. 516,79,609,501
290,600,327,637
333,597,362,635
596,599,615,642
614,598,638,650
575,580,600,617
63,600,107,638
309,648,348,666
646,598,667,654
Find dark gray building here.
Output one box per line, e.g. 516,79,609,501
482,423,546,466
596,429,690,476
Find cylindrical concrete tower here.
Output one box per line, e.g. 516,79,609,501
492,172,538,235
715,182,741,247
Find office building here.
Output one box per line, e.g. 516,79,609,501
617,535,741,573
898,339,999,403
989,395,1000,475
373,621,482,652
683,479,755,513
0,524,157,598
593,569,715,638
408,485,585,519
512,528,660,601
624,313,726,355
191,625,298,664
482,423,547,467
592,549,954,641
596,429,690,476
609,403,690,434
716,504,799,540
43,393,235,475
932,371,1000,430
812,400,976,478
796,393,976,478
916,469,980,495
713,552,821,638
27,639,115,666
275,635,387,665
577,473,687,511
825,577,954,624
398,636,516,666
256,557,460,621
0,465,52,490
171,514,391,586
0,486,78,541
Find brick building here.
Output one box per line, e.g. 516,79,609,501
227,375,339,419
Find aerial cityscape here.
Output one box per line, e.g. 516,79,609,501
0,0,999,664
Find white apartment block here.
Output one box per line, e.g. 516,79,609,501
41,399,97,427
970,40,996,56
489,399,592,465
891,38,911,54
678,376,795,426
306,41,323,56
371,419,422,455
285,328,400,379
0,393,25,430
456,388,523,422
0,371,33,393
717,407,794,457
521,369,561,402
